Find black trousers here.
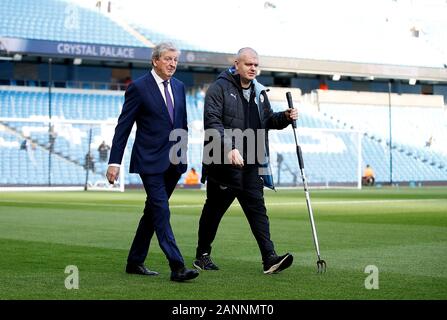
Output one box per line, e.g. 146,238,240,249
127,165,184,271
196,165,275,261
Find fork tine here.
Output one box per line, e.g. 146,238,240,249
317,260,327,273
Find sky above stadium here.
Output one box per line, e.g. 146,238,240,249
71,0,446,66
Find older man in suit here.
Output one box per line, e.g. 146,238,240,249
106,42,198,282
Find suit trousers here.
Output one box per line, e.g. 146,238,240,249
196,165,275,261
127,165,184,271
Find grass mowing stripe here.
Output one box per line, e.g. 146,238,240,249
1,238,446,299
0,198,445,209
1,187,446,299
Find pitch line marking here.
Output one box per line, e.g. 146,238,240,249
0,198,445,209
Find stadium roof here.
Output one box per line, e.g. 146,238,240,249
1,0,446,83
103,0,447,68
76,0,447,82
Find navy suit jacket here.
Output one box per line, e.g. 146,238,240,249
109,72,188,175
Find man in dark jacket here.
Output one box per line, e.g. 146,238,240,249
193,47,298,274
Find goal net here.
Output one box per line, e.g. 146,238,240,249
0,117,125,192
269,127,363,189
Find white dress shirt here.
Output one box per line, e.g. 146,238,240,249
151,68,175,107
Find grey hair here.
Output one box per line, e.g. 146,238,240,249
151,42,180,62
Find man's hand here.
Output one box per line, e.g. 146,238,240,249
227,149,244,168
285,108,298,121
106,166,120,184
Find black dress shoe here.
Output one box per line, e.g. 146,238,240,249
126,263,159,276
170,267,199,282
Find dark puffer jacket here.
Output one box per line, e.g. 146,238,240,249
201,67,291,190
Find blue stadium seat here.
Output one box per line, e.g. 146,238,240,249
0,0,146,47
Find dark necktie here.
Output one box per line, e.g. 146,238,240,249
162,80,174,124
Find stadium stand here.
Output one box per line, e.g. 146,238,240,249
0,0,146,47
131,25,203,52
0,0,446,189
2,84,445,187
314,90,447,183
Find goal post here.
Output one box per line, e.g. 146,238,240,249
0,117,126,192
269,127,363,189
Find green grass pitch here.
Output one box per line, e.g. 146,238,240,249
0,186,446,300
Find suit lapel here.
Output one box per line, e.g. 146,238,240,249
142,72,173,125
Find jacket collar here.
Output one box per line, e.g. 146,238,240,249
252,79,266,108
226,66,266,106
